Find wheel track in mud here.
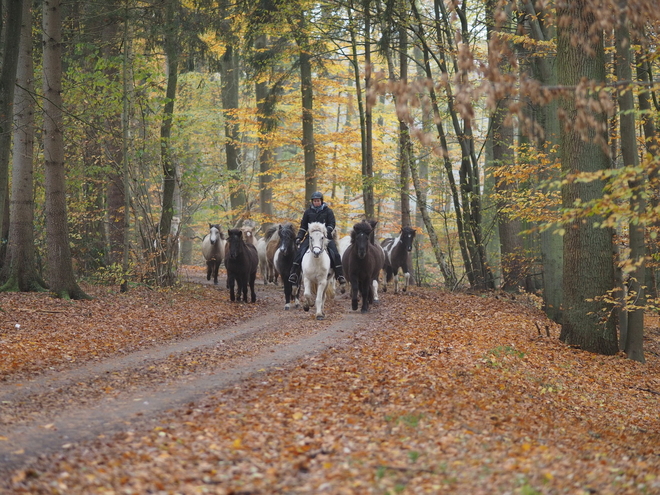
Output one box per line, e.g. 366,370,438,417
0,276,382,475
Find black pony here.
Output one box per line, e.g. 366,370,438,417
273,223,299,310
224,228,259,303
342,220,380,313
381,226,416,293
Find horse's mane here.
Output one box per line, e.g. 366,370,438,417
351,220,373,240
307,222,326,235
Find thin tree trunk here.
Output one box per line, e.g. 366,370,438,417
616,4,644,362
362,0,374,219
0,0,24,245
156,0,179,286
42,0,89,300
220,40,245,219
289,13,317,200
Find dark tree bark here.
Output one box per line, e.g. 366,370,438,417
1,0,46,292
615,4,644,362
156,0,180,286
0,0,24,245
558,0,617,354
42,0,90,299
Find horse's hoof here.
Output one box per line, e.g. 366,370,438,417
284,305,290,310
352,302,358,311
316,314,325,320
361,308,369,313
303,305,310,312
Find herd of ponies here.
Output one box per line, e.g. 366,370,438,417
201,220,416,320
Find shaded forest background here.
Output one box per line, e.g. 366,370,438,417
0,0,660,360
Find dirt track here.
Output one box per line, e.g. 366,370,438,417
0,272,380,475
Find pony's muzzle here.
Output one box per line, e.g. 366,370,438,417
312,247,322,257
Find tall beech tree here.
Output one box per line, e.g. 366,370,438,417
557,0,617,354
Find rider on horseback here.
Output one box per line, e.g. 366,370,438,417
288,191,347,289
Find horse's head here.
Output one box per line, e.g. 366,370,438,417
240,224,256,245
307,222,327,258
209,224,223,244
351,221,373,259
278,223,295,255
400,226,416,252
226,228,242,259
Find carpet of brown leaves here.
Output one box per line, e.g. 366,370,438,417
1,267,660,494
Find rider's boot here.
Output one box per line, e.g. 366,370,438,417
288,263,301,286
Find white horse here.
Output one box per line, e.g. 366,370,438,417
301,222,334,320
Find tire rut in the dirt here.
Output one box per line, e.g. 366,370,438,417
0,296,370,474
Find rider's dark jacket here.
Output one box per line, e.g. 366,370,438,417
295,203,337,242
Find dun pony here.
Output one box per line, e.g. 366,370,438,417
201,224,224,285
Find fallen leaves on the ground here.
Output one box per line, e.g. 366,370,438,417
2,270,660,494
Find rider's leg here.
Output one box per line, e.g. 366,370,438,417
288,238,308,285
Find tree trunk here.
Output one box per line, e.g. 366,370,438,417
487,0,523,291
156,0,180,286
220,42,246,219
398,25,412,229
42,0,89,300
362,0,374,219
616,5,644,362
0,0,24,245
1,0,46,292
558,0,616,354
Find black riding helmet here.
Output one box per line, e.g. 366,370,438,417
310,191,324,202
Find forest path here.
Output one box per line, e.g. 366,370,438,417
0,273,375,475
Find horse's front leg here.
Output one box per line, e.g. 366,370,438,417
227,274,236,301
360,280,370,313
350,278,359,311
302,277,313,312
283,280,292,310
249,273,257,303
240,276,249,303
213,260,220,285
403,271,411,292
315,279,328,320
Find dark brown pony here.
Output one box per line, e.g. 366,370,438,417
224,228,259,302
342,220,380,312
273,223,300,310
381,226,416,293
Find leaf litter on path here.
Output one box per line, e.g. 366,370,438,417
1,267,659,494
